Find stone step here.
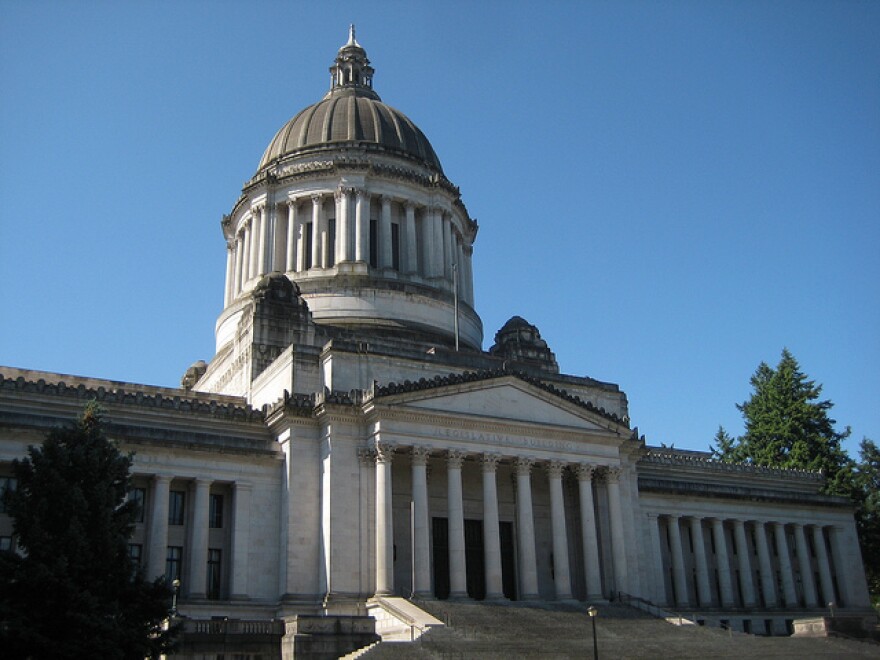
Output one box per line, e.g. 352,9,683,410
356,600,880,659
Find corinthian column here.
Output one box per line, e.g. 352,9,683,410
147,475,171,581
187,478,211,598
380,196,392,269
711,518,735,607
254,205,266,276
447,449,468,599
224,243,235,306
310,195,322,269
375,442,395,596
481,453,504,600
411,446,431,598
667,515,689,606
335,187,351,263
286,200,298,272
604,466,628,595
355,189,369,262
403,201,417,274
514,458,539,599
547,461,572,599
576,463,603,601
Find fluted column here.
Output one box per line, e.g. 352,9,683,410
187,478,211,598
147,475,171,581
447,449,468,598
732,519,757,607
690,517,712,606
306,195,319,268
224,243,235,306
576,463,603,601
547,461,572,599
667,515,689,606
375,442,395,596
480,453,504,600
711,518,735,607
431,208,444,278
286,201,298,272
230,481,252,599
441,216,452,280
379,196,392,269
514,458,538,599
243,221,253,282
754,522,777,607
411,446,431,598
335,187,351,263
772,522,797,607
646,513,667,606
234,234,245,294
355,190,369,262
419,209,432,277
604,466,628,595
404,201,417,274
254,205,266,276
357,448,377,597
793,523,818,607
812,525,835,605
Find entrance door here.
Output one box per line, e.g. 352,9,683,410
500,521,516,600
432,517,450,599
465,519,486,600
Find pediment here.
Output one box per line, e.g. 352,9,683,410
385,379,614,432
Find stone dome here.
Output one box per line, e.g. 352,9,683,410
257,27,442,173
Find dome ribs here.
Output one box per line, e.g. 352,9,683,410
322,96,341,143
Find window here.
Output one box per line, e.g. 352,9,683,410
169,490,185,526
209,494,224,529
0,536,12,552
304,223,313,269
166,546,183,581
129,544,143,566
129,487,146,523
207,548,222,600
391,223,400,271
0,476,17,513
327,217,336,267
369,219,378,267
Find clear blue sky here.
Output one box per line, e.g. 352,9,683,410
1,1,878,456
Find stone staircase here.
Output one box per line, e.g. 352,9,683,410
348,599,880,659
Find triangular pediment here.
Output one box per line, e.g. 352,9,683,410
381,378,617,432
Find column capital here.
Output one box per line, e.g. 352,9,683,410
575,462,599,481
375,441,396,463
411,445,432,466
603,465,622,483
403,199,417,211
358,446,377,467
446,448,466,469
310,193,323,205
481,452,501,473
153,474,173,485
251,202,266,214
355,188,370,201
514,457,534,476
286,198,298,209
546,460,567,479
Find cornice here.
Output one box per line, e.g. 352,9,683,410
639,449,823,482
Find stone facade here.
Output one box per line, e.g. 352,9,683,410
0,27,872,655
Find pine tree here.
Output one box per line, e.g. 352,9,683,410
853,438,880,601
713,349,852,495
0,403,176,659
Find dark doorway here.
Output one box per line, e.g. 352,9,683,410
432,517,450,599
500,521,516,600
465,519,485,600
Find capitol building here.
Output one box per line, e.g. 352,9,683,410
0,29,872,657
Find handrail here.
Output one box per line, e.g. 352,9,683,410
616,591,696,626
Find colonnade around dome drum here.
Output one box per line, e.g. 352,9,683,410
223,187,475,308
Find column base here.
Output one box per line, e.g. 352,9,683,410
584,594,608,604
484,593,507,602
447,592,471,601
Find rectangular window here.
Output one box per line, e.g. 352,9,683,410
391,223,400,271
0,476,17,514
129,543,143,566
207,548,222,600
0,536,12,552
369,219,378,267
129,487,146,523
209,494,224,529
166,546,183,581
304,223,313,269
169,490,185,526
327,217,336,267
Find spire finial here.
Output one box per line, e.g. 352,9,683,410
348,24,359,47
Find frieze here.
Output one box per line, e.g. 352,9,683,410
438,427,574,452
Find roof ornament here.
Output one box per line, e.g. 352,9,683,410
347,24,359,47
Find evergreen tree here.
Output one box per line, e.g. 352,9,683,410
0,403,176,659
853,438,880,601
712,349,852,495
